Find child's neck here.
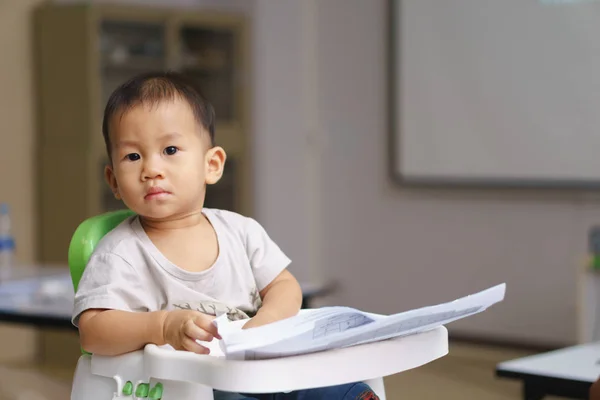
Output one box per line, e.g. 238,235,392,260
140,210,208,232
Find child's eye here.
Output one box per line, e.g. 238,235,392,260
125,153,140,161
164,146,178,155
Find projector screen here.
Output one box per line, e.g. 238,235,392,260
392,0,600,186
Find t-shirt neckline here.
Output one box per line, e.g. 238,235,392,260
131,208,222,281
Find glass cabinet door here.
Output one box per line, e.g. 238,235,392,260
179,25,243,213
179,26,237,123
100,20,167,108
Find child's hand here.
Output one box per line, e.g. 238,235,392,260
162,310,221,354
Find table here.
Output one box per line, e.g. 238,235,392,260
0,266,334,330
0,265,75,329
495,342,600,400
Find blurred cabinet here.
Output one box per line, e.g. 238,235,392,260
34,4,251,263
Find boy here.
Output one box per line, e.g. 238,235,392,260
73,71,378,400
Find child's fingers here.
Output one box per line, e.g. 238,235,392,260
181,336,210,355
184,319,215,342
192,314,222,339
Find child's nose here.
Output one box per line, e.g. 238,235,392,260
142,158,164,180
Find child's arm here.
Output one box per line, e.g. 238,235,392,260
243,269,302,329
78,308,220,356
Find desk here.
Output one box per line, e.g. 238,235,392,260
0,266,334,330
0,266,74,329
496,342,600,400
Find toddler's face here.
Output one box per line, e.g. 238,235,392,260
104,98,224,220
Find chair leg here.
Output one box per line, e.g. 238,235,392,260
152,378,214,400
363,377,386,400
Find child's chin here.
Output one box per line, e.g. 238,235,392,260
143,211,173,220
135,206,174,220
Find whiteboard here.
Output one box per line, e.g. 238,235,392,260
392,0,600,186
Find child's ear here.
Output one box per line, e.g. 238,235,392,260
205,146,227,185
104,164,121,200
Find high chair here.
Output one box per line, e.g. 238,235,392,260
68,210,449,400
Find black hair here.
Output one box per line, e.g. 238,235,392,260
101,71,215,158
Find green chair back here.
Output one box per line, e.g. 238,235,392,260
68,209,135,293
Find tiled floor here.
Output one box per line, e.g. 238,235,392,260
0,341,570,400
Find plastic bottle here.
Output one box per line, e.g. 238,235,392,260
0,203,15,273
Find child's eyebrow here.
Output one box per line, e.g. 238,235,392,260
159,132,182,141
116,139,138,148
116,132,181,148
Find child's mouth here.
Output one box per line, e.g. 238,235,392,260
145,187,170,200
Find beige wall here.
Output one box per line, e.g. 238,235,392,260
0,0,44,362
253,0,600,347
0,1,41,265
314,0,600,347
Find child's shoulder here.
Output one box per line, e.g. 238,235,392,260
92,214,141,256
203,208,264,234
203,207,251,228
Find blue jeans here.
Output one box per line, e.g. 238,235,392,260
213,382,377,400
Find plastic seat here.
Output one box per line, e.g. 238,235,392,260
68,211,449,399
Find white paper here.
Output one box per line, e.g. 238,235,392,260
213,283,506,360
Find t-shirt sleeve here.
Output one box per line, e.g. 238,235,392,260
72,252,151,327
244,218,292,291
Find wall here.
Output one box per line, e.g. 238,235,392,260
0,0,45,362
251,0,317,284
252,0,600,347
311,0,600,346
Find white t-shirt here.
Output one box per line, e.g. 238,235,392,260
72,208,291,326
